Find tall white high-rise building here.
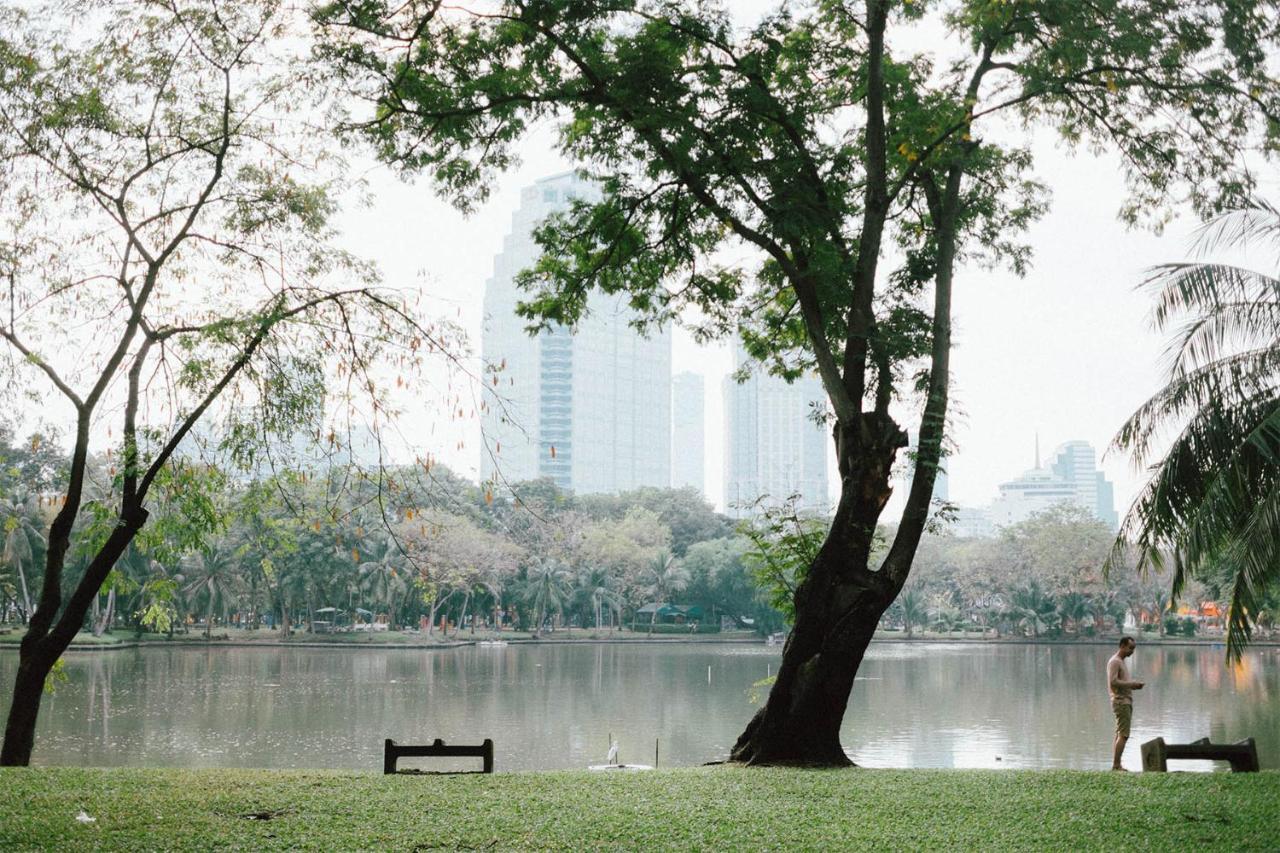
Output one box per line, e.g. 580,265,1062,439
986,439,1118,529
481,172,672,494
671,372,705,494
722,346,829,517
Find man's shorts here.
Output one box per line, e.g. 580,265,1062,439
1112,700,1132,737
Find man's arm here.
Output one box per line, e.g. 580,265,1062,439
1109,657,1144,690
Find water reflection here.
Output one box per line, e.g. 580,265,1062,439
1,643,1274,772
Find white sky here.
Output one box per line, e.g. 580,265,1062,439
339,118,1265,518
329,3,1280,520
18,4,1269,524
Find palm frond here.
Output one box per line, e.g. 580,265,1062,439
1192,197,1280,257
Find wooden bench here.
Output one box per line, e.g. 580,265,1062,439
383,738,494,774
1141,737,1259,773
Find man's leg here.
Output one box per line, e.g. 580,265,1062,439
1112,734,1128,770
1111,702,1132,770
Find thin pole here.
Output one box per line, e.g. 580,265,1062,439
655,737,659,768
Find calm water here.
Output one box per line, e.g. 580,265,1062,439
3,642,1275,771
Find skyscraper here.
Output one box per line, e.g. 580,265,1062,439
986,439,1118,529
671,372,705,494
722,346,829,517
481,172,672,494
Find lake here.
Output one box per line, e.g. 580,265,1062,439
3,641,1276,771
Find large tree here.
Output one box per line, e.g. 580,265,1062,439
0,0,457,765
318,0,1277,764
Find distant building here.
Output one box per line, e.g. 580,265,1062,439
671,372,705,494
987,439,1118,529
951,506,995,539
174,419,383,478
480,172,672,494
723,345,829,518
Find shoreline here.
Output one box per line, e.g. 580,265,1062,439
2,630,1274,653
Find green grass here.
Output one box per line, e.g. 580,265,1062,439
1,767,1277,851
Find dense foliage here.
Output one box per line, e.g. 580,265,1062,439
7,426,1263,642
1112,200,1280,659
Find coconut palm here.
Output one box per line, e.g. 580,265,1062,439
926,591,964,636
1,489,44,624
1087,589,1126,634
182,542,242,639
1056,591,1090,635
523,559,572,635
893,585,928,638
643,551,688,602
357,533,409,629
573,567,623,632
1111,199,1280,658
1007,579,1059,638
642,551,689,635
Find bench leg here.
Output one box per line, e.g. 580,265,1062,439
384,739,397,774
1140,738,1167,772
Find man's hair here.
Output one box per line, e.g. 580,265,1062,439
1119,635,1135,648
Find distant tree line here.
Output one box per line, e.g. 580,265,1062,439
5,424,1275,642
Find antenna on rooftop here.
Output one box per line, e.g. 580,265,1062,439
1035,431,1040,469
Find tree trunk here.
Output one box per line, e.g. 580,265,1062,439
0,653,51,766
14,560,32,625
3,505,147,766
92,588,116,637
731,424,903,766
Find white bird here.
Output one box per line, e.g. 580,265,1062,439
606,741,619,765
75,810,96,824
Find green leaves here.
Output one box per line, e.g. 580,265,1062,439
1113,200,1280,660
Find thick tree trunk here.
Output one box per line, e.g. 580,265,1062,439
2,506,147,766
0,652,51,766
731,420,904,766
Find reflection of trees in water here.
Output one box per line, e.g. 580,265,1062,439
8,645,1277,770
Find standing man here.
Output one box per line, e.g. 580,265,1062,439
1108,635,1144,770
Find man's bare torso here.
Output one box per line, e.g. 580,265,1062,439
1108,653,1132,704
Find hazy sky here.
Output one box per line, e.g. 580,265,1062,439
339,122,1269,519
329,5,1276,519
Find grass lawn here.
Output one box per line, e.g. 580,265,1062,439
2,766,1277,851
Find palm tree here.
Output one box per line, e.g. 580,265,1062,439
1111,199,1280,658
927,592,963,637
523,560,572,636
1008,579,1059,638
1056,591,1090,635
895,585,927,638
642,551,689,635
1,489,44,624
573,567,623,632
182,542,242,639
1087,589,1126,634
358,533,408,629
